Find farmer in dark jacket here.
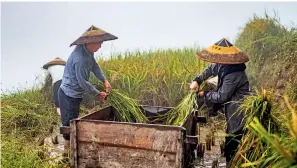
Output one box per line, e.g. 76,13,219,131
190,38,250,165
59,25,117,151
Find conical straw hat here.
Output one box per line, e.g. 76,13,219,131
70,25,118,47
196,38,249,64
43,57,66,69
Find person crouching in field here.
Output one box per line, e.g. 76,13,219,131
190,38,251,167
58,25,117,151
43,57,66,116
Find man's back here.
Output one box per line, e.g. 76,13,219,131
61,45,93,98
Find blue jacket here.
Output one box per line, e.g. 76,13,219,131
60,44,106,98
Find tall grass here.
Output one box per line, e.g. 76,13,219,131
1,87,59,139
235,13,297,91
1,88,60,168
91,47,208,107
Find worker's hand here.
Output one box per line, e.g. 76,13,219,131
104,80,112,93
98,92,108,101
190,81,199,90
198,91,204,97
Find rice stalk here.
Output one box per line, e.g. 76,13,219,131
231,88,278,167
94,81,148,123
165,91,198,126
106,89,148,123
249,117,297,167
164,83,207,126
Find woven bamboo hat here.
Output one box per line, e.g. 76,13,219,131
196,38,249,64
70,25,118,47
42,57,66,69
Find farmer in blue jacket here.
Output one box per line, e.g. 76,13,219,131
58,25,117,150
190,38,250,166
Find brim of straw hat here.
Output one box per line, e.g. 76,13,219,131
70,32,118,47
43,59,66,69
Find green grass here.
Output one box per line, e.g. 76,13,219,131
1,87,60,168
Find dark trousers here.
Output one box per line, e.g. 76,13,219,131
58,88,82,140
53,80,62,107
225,129,243,163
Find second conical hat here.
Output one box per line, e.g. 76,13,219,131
196,38,249,64
42,57,66,69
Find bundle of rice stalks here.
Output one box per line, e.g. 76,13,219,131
231,88,280,167
95,82,148,123
244,96,297,168
106,89,148,123
240,89,279,132
165,91,198,126
164,82,209,126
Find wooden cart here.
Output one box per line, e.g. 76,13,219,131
60,105,207,168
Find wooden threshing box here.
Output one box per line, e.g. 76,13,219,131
66,106,188,168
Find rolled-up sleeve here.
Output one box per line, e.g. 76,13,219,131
92,58,106,82
205,73,238,104
74,61,100,96
193,63,219,85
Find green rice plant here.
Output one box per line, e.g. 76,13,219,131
231,90,297,168
165,91,199,126
94,82,148,123
248,117,297,168
231,89,279,167
164,82,208,126
106,89,148,123
240,88,279,133
94,47,207,107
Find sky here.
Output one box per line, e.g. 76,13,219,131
1,1,297,93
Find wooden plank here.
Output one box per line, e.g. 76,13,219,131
77,142,177,168
70,120,78,168
79,106,113,120
60,126,70,134
76,120,183,153
175,129,184,168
